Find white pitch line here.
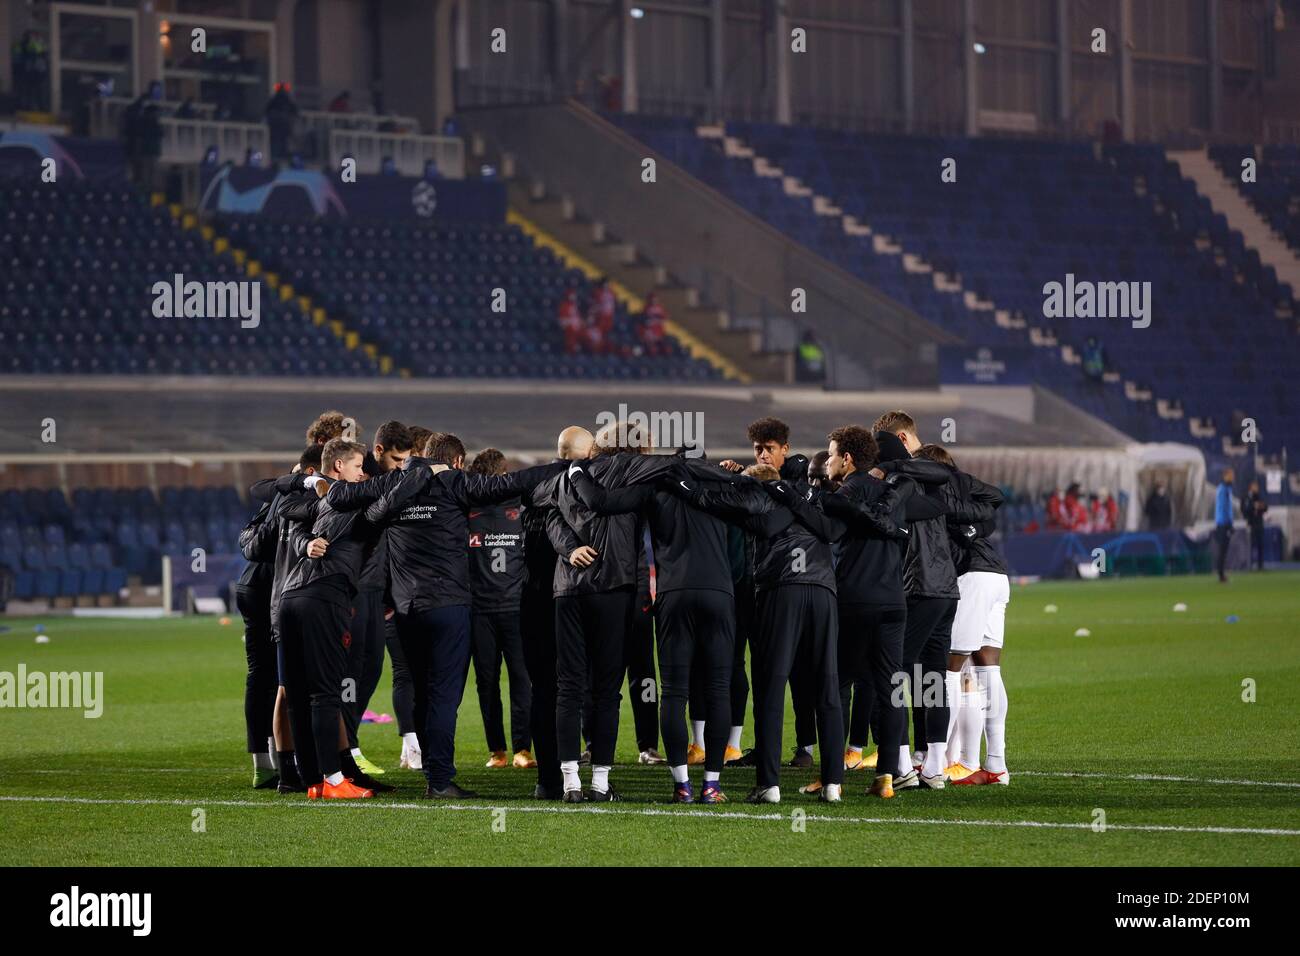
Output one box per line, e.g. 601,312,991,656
8,767,1300,789
1,794,1298,837
1015,770,1300,789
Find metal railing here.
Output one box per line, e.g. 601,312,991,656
90,96,217,140
327,128,465,178
159,116,268,164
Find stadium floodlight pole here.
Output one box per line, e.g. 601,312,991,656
963,0,978,138
901,0,915,134
1056,0,1071,130
1118,0,1135,141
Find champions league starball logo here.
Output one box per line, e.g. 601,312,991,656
411,181,438,218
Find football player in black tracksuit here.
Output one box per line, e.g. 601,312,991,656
322,435,564,799
670,466,889,804
910,444,1007,786
539,441,687,803
234,445,322,790
518,426,597,800
466,449,533,770
722,417,817,769
566,449,743,803
240,446,323,794
871,431,957,791
277,438,426,799
818,425,938,797
341,421,414,781
587,531,662,764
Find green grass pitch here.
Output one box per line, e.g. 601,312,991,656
1,572,1297,866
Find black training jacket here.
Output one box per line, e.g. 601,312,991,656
875,457,959,600
280,473,427,603
241,484,318,639
327,458,564,613
467,498,526,613
932,466,1006,576
522,459,566,599
567,455,741,597
951,517,1008,577
819,469,917,607
235,500,274,595
543,452,681,598
681,478,848,595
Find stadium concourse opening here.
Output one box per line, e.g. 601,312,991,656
0,0,1296,901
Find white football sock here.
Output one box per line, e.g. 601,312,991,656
704,770,720,783
802,744,815,755
691,721,705,746
922,742,947,777
975,665,1008,774
958,689,984,768
253,752,274,771
591,765,611,793
561,760,581,792
671,764,689,784
847,744,863,754
727,725,743,750
898,746,912,774
325,771,344,786
350,747,363,758
943,670,962,760
402,732,420,750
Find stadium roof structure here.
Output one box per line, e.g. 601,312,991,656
0,376,1127,460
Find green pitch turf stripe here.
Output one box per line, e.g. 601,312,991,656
3,795,1298,838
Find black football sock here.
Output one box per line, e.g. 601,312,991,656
278,751,302,786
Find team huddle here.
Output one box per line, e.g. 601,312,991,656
235,409,1011,804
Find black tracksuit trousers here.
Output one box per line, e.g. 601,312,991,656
472,609,532,753
627,595,660,751
847,678,872,748
752,584,842,789
342,588,386,750
899,596,957,755
656,588,734,773
583,595,659,753
522,586,561,792
385,614,416,737
234,584,276,754
790,654,818,750
278,590,352,782
838,603,906,778
731,592,754,728
556,588,634,767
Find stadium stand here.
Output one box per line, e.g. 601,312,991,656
608,115,1300,465
0,179,377,376
0,484,250,601
1210,144,1300,254
212,214,720,380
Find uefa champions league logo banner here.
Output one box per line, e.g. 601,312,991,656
0,131,127,180
198,163,507,223
938,346,1033,386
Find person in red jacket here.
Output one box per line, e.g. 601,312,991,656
1063,484,1089,531
638,292,669,357
590,278,616,338
1046,487,1066,529
557,288,584,355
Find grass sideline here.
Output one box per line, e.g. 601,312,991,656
1,572,1298,866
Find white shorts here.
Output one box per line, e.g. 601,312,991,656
951,571,1009,653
